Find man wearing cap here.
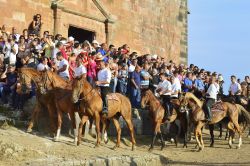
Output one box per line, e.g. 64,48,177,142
156,73,172,118
92,40,100,52
95,57,111,115
56,52,70,80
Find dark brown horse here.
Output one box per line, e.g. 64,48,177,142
19,68,78,142
141,89,189,151
71,76,136,150
180,92,250,150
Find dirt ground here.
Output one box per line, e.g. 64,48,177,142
0,124,249,166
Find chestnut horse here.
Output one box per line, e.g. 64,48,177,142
180,92,250,150
71,76,136,150
141,89,189,151
39,70,109,142
19,68,78,142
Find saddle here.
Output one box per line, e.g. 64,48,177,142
107,93,120,101
211,102,224,112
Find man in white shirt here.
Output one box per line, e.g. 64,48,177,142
74,57,87,79
56,52,69,80
170,76,181,99
3,38,18,65
156,73,172,117
229,75,242,104
96,58,111,115
204,75,219,121
37,57,50,71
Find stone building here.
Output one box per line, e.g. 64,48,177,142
0,0,188,64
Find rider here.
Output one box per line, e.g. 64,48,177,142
203,75,219,122
229,75,242,104
95,57,111,116
156,73,172,117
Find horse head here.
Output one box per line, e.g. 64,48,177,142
141,89,151,109
179,92,203,112
19,68,40,94
39,69,56,94
71,76,84,103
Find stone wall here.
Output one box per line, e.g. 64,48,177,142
0,0,188,64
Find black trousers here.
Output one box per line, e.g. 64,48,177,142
161,95,172,115
100,86,110,109
204,98,215,120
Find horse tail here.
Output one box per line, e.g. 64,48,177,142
236,104,250,128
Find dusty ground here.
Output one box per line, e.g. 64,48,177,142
0,123,249,166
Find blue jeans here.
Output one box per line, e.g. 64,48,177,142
131,87,141,108
110,77,118,93
87,76,96,88
118,80,127,95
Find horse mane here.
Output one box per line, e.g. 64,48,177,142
46,70,69,87
20,67,40,76
184,92,203,108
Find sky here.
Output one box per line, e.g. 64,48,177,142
188,0,250,93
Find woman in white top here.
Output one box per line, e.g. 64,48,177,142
74,57,87,79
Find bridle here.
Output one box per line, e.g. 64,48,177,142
41,71,55,92
75,79,96,102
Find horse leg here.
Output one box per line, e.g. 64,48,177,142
209,124,215,147
231,120,242,149
112,117,122,150
225,129,229,140
94,112,101,147
69,111,77,144
227,122,234,149
195,122,204,151
77,115,89,146
27,103,40,132
218,123,223,139
54,110,63,142
149,122,160,152
123,117,136,151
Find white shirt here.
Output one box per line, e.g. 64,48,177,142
156,79,172,96
58,59,69,78
229,82,241,95
3,43,18,64
207,83,219,100
74,64,87,77
37,63,50,71
171,80,182,98
128,65,135,72
97,68,111,87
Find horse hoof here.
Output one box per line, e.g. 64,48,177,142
95,144,100,148
198,147,203,152
161,145,165,151
210,144,214,147
132,145,136,151
148,147,153,152
104,138,109,144
229,145,232,149
53,138,59,142
26,128,32,133
183,145,187,148
77,141,80,146
113,145,119,150
236,145,240,149
218,136,222,139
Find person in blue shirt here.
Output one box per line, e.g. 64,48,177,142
98,43,108,56
194,72,205,99
140,63,151,89
183,72,193,92
130,65,141,108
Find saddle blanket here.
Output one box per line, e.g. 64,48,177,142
107,93,119,101
211,102,224,112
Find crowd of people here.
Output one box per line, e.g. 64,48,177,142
0,14,249,121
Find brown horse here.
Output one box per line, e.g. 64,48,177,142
39,70,108,142
19,68,78,143
141,89,189,151
71,76,136,150
180,92,250,150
